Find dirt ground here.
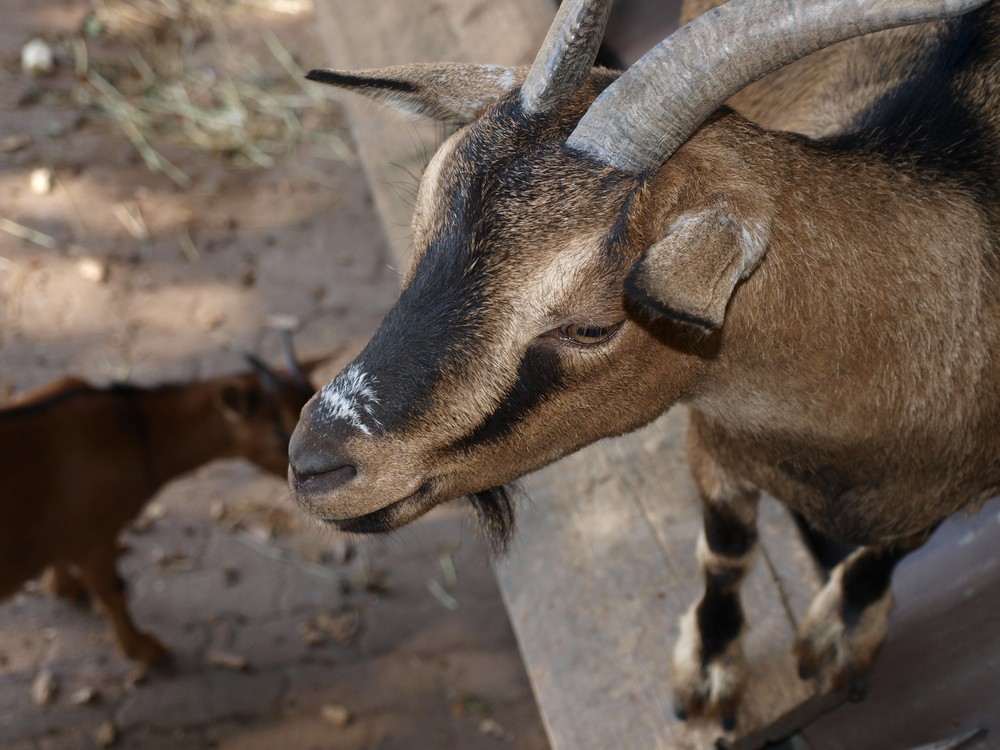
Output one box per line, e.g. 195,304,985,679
0,1,549,748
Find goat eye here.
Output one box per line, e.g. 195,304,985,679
559,322,618,345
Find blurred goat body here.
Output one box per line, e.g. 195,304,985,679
290,0,1000,726
0,358,314,667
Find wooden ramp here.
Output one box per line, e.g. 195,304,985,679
311,1,842,747
496,407,841,750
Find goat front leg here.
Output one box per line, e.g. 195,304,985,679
672,436,760,731
74,545,169,669
42,563,87,601
795,531,930,700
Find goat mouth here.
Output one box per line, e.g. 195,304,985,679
325,483,517,555
323,482,515,557
324,482,437,534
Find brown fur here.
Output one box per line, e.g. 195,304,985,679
0,363,315,667
291,0,1000,723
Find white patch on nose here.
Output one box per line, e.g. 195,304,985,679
314,364,381,436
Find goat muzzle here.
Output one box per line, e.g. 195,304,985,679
288,423,358,497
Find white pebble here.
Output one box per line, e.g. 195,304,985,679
21,39,54,76
77,257,109,284
29,167,54,195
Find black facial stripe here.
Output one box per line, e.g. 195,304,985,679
304,70,419,92
451,345,563,450
358,250,489,431
839,546,906,629
603,187,639,260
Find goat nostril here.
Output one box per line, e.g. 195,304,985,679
288,423,360,494
291,457,358,493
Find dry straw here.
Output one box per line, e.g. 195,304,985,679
76,0,352,187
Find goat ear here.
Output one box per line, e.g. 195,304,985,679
305,64,526,124
244,353,282,394
624,207,770,331
218,382,260,422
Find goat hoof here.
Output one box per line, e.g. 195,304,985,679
672,698,688,722
847,671,873,702
671,606,747,722
125,633,171,670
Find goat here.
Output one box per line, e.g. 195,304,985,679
289,0,1000,730
0,339,315,667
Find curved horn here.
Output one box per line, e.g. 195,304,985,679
521,0,614,114
279,329,310,388
567,0,992,174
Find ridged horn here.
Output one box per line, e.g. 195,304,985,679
280,329,310,388
567,0,992,174
521,0,614,114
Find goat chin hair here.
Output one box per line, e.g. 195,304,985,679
468,485,517,556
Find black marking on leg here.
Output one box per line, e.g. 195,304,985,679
839,546,906,629
696,574,744,664
704,505,757,559
848,670,874,702
672,697,688,721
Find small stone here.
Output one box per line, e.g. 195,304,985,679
144,502,167,521
314,610,359,645
21,39,54,76
31,669,57,705
70,685,98,705
320,704,351,728
76,257,108,284
124,665,148,689
300,625,325,648
29,167,54,195
93,719,117,747
205,650,248,671
265,312,300,331
329,539,354,565
223,564,241,588
0,135,31,153
478,717,511,741
196,309,226,331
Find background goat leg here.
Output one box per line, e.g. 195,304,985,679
72,545,169,669
41,562,87,602
672,436,761,732
795,530,934,700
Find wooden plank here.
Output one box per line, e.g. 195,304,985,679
496,406,838,750
312,0,554,265
801,495,1000,750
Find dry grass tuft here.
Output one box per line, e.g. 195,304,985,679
71,0,351,187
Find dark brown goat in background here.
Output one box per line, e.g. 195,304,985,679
288,0,1000,735
0,342,315,667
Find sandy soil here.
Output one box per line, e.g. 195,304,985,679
0,1,548,748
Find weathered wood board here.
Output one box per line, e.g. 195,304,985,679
313,0,554,265
495,406,840,750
